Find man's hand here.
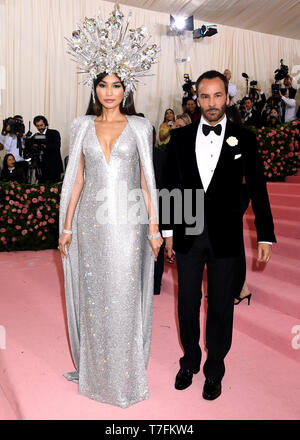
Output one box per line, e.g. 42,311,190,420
165,236,175,260
257,243,272,263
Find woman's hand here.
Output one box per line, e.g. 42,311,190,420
149,235,164,262
58,232,72,258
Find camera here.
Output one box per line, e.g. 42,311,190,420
250,80,258,87
2,117,25,137
274,59,289,81
23,133,45,161
182,74,196,94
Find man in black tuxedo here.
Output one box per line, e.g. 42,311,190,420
162,70,276,400
33,115,63,183
241,97,262,128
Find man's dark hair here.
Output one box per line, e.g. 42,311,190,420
196,70,228,96
33,115,49,127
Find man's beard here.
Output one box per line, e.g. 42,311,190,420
202,103,226,123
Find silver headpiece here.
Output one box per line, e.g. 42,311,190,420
66,2,159,104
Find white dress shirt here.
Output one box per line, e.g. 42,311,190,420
196,115,227,192
281,96,296,122
2,134,25,162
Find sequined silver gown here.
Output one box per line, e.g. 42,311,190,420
59,115,157,408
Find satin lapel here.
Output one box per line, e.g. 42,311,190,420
205,120,236,195
177,120,203,188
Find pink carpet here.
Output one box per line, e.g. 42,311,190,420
0,182,300,420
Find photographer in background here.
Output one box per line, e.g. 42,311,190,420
240,97,262,127
0,117,28,175
279,88,296,123
283,74,297,99
248,82,266,116
29,115,63,183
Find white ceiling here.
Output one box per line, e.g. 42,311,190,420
106,0,300,40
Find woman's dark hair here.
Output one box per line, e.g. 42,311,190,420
33,115,49,127
3,154,15,169
163,108,175,122
196,70,228,96
85,72,137,116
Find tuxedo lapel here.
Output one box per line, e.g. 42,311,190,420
178,120,203,188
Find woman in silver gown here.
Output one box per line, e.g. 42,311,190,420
58,73,162,408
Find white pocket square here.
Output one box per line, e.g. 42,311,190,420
234,154,242,160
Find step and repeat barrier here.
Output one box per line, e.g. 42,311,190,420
0,121,300,252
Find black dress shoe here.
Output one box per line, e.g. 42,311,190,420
202,378,222,400
175,368,199,390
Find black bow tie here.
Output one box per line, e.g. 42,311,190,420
202,123,222,136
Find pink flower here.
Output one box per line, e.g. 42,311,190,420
38,196,44,201
0,228,6,233
22,208,28,214
11,237,17,242
38,231,42,236
7,219,13,224
15,225,21,230
48,218,55,224
40,186,45,192
42,236,46,240
25,189,31,194
1,236,6,242
5,196,9,201
9,200,14,205
21,230,28,236
32,198,38,203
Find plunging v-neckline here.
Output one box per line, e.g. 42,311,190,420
93,116,128,165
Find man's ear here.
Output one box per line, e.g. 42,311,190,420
226,92,230,106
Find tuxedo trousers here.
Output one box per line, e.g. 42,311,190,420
175,225,246,381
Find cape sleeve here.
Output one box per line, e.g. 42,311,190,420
59,115,91,371
127,115,159,225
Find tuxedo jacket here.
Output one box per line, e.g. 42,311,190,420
42,128,63,177
162,119,276,258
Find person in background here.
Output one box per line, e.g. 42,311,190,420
265,107,281,127
186,98,201,122
249,86,266,116
241,97,262,127
223,69,237,106
158,108,176,148
0,153,26,183
32,115,63,183
283,74,297,99
279,88,296,123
